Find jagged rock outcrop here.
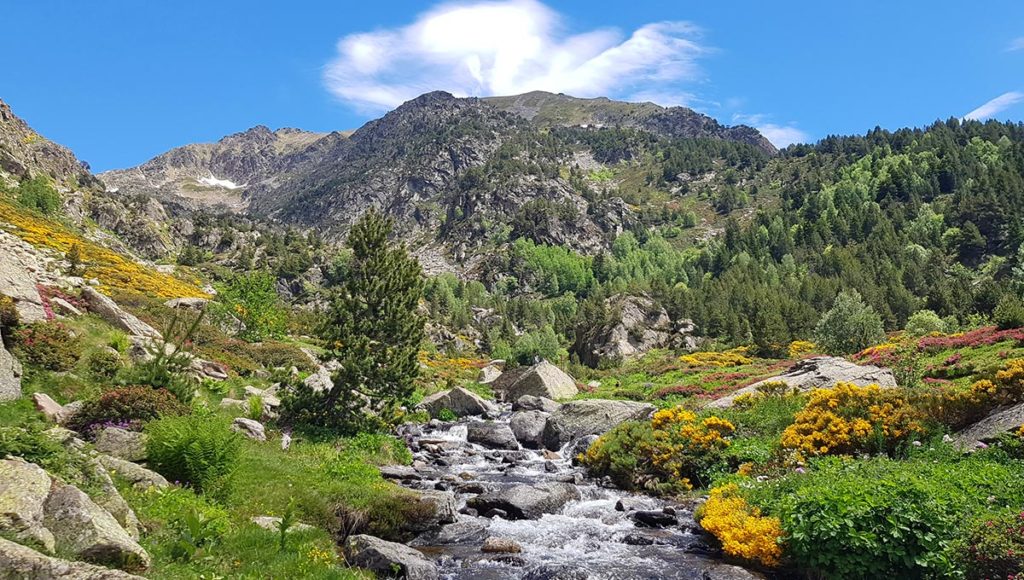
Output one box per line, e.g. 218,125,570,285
81,288,161,340
0,536,144,580
0,99,97,187
498,360,578,402
416,387,497,418
542,399,656,450
954,403,1024,447
43,483,150,571
0,231,50,323
576,294,700,367
0,458,56,553
344,534,439,580
705,356,898,408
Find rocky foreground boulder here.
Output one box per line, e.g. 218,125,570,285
0,458,56,552
43,482,150,571
705,356,898,408
416,386,497,418
0,536,144,580
499,360,578,401
81,287,162,340
466,422,520,450
542,399,656,450
954,402,1024,447
510,410,550,449
344,534,438,580
466,482,582,520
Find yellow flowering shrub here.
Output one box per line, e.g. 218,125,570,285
680,347,753,368
780,382,924,456
0,202,207,299
923,359,1024,430
699,483,783,567
582,406,734,494
788,340,816,359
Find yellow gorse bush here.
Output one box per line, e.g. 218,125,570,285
788,340,816,359
0,202,207,299
680,347,752,368
780,382,924,456
699,483,783,567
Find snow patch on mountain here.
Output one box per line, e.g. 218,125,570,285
198,174,245,189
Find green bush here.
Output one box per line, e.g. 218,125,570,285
146,411,243,495
86,349,122,380
813,290,886,355
213,271,287,342
904,309,946,336
510,326,565,366
13,321,82,371
67,386,189,434
993,293,1024,330
745,454,1024,578
16,175,61,215
953,508,1024,579
0,424,72,476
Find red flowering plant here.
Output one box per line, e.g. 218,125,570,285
955,510,1024,580
13,321,81,371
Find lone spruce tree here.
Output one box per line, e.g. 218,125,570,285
283,209,424,433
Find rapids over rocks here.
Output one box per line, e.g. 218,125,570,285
391,406,763,580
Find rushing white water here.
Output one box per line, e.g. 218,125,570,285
395,411,746,580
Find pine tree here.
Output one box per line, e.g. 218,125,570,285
282,209,424,433
66,243,82,276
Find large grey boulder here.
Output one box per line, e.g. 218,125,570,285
97,455,169,489
466,482,581,520
232,418,267,441
93,428,147,462
403,490,458,534
81,287,161,340
416,387,497,418
478,364,503,384
512,395,560,413
0,536,145,579
510,410,550,449
502,360,578,401
344,534,439,580
0,458,56,553
466,422,519,450
86,459,141,541
164,297,209,310
0,340,22,402
705,356,898,409
43,483,150,572
542,399,655,451
954,402,1024,447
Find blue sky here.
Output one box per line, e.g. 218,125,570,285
2,1,1022,171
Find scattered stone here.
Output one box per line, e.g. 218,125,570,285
344,534,439,580
542,399,655,450
219,397,246,411
379,465,422,481
479,364,503,384
0,458,56,553
510,410,550,448
702,563,766,580
403,490,458,533
411,520,488,546
706,356,898,408
250,515,314,532
631,510,678,528
0,339,23,402
522,564,590,580
466,422,520,450
81,287,161,340
94,427,148,462
542,449,561,461
31,393,66,423
482,536,522,553
466,482,581,520
567,435,600,464
416,387,498,418
43,482,150,571
513,395,560,413
503,360,579,401
231,418,266,441
303,366,333,393
98,455,170,489
164,297,209,310
0,536,145,579
50,297,83,317
622,533,655,546
193,358,229,380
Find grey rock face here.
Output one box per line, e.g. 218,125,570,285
705,356,898,408
81,288,161,340
512,395,560,413
97,455,169,489
502,360,578,402
43,483,150,571
466,422,520,450
231,418,266,441
577,294,676,367
416,387,497,418
0,341,23,402
93,428,147,462
0,458,56,553
466,482,582,520
510,410,550,449
403,490,458,534
955,402,1024,446
542,399,655,451
344,534,439,580
0,536,145,580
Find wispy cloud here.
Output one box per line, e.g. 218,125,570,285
732,113,808,148
963,91,1024,121
323,0,707,112
1007,37,1024,51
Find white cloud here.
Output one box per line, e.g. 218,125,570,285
323,0,707,111
732,113,808,148
1007,37,1024,51
963,91,1024,121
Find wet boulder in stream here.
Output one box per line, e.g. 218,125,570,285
513,395,560,413
542,399,655,450
344,534,438,580
510,410,550,448
416,386,497,418
466,421,520,450
466,482,581,520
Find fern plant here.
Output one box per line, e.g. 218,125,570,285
145,410,242,496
